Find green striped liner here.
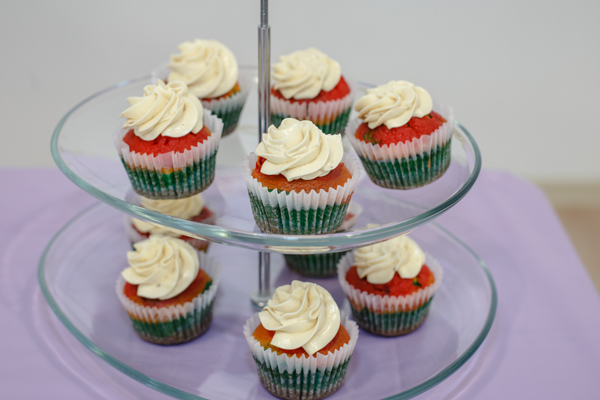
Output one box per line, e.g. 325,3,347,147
349,297,434,336
248,192,350,235
130,297,215,345
357,139,452,190
121,151,217,199
284,251,350,278
209,103,244,136
254,356,351,400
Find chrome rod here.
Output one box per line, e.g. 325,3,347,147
254,0,272,309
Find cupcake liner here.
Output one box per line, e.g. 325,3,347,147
347,103,454,189
283,202,362,277
116,252,221,345
200,71,251,137
123,216,210,252
115,110,224,199
270,81,355,135
337,252,443,336
243,312,359,400
285,251,350,278
243,154,361,235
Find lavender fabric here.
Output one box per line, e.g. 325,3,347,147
1,168,599,399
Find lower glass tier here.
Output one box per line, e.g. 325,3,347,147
39,202,496,400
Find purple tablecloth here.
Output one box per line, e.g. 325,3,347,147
1,168,599,399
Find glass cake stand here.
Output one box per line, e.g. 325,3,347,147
50,67,481,253
39,201,497,400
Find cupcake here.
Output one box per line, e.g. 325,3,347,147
337,234,442,336
270,48,354,135
243,118,360,235
116,80,223,199
126,194,215,252
116,234,221,345
347,80,454,189
168,39,249,136
243,281,359,400
284,202,363,278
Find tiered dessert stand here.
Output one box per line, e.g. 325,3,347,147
40,2,496,399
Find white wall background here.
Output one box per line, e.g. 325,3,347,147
1,0,599,182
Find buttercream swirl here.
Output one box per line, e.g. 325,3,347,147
255,118,343,181
272,48,341,100
121,80,203,141
355,234,425,284
132,195,204,236
259,280,341,356
354,80,432,129
122,235,199,300
168,39,238,98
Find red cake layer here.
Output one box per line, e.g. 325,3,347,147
355,111,446,146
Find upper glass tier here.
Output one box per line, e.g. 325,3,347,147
51,67,481,253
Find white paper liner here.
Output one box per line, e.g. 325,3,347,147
243,311,359,395
346,102,454,161
200,71,251,135
270,80,355,127
337,252,443,313
243,153,360,212
123,216,210,252
114,110,224,172
116,251,221,323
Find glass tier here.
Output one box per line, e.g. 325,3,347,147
51,67,481,252
39,202,497,400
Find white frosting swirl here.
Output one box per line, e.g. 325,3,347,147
122,235,199,300
132,195,204,235
355,235,425,284
168,39,238,98
255,118,343,181
259,281,340,356
354,81,432,129
121,80,204,141
272,48,341,100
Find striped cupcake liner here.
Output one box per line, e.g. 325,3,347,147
116,252,221,345
243,312,359,400
347,103,454,190
115,110,223,199
201,71,250,137
285,251,350,278
243,154,360,235
337,252,443,336
270,81,355,135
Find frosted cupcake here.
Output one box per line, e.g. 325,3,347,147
243,118,360,234
271,48,353,135
116,80,223,199
168,39,249,136
243,281,359,400
337,234,442,336
126,194,215,252
347,81,453,189
284,202,363,277
116,235,221,345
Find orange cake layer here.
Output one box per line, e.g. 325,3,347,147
123,125,211,156
252,157,352,194
124,267,212,308
355,111,446,146
346,264,434,297
271,76,351,104
253,322,350,358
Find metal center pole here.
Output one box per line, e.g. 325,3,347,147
252,0,273,309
